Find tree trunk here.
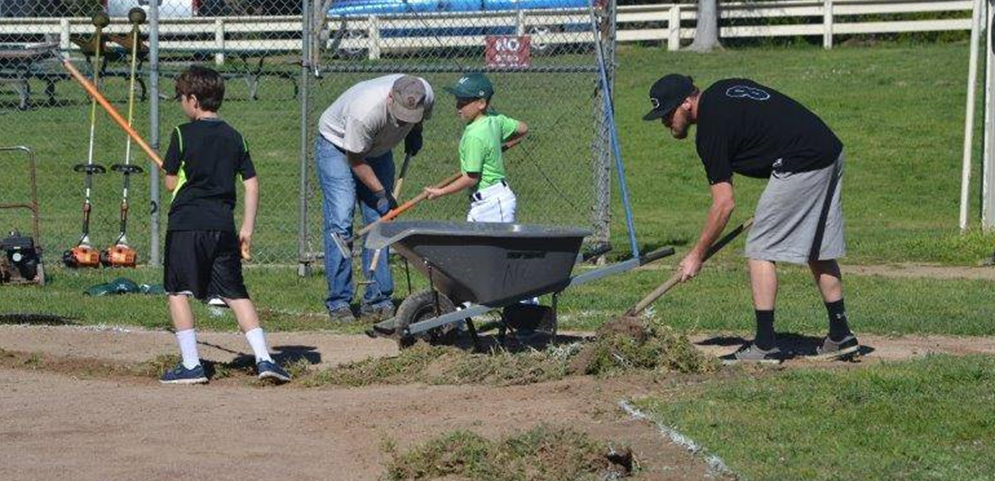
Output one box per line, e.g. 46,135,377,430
689,0,722,52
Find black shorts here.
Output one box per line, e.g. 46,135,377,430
164,230,249,301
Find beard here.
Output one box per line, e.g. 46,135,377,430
671,122,689,139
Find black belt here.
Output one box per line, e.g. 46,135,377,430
471,180,508,201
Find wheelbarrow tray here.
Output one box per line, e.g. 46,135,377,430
366,221,590,307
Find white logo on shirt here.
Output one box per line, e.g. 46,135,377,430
726,85,770,101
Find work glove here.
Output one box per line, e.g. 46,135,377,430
404,124,423,156
373,189,398,216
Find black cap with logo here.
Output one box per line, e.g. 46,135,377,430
642,74,695,121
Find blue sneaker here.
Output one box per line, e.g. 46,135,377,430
160,363,208,384
257,360,291,383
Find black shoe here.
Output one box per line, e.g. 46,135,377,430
328,306,356,324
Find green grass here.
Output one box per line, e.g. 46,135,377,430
633,355,995,481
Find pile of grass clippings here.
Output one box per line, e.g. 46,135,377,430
383,425,633,481
568,316,718,376
306,316,714,387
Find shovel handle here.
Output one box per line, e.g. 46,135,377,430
625,217,754,317
354,172,462,238
58,53,164,170
391,153,413,200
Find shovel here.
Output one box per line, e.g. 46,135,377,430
623,218,753,318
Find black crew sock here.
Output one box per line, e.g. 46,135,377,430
826,298,852,342
754,310,776,350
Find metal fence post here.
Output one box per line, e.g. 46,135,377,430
982,0,995,228
299,0,313,277
591,0,615,257
149,0,161,266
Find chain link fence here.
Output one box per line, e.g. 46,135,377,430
1,0,617,277
300,0,617,272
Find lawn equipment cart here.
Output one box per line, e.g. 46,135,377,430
0,146,44,286
365,221,674,348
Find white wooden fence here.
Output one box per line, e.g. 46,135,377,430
0,0,976,62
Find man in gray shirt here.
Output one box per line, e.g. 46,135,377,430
316,74,435,323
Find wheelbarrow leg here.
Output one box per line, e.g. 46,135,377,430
464,318,482,352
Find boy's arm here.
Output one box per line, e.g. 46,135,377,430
425,172,479,200
239,176,259,259
502,120,528,152
163,127,182,192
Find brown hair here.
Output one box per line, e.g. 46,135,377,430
174,66,225,112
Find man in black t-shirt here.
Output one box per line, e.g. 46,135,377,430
159,66,290,384
644,74,858,363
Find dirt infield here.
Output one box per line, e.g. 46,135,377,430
2,324,995,481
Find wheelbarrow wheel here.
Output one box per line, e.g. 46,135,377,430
395,289,459,349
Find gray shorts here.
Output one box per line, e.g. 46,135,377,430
745,152,845,264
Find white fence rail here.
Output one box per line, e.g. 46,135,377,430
0,0,976,61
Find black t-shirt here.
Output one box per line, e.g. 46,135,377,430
164,118,256,231
695,78,842,184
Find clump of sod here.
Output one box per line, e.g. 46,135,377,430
568,316,718,376
383,425,633,481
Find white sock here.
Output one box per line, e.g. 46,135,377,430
175,329,200,370
244,328,273,363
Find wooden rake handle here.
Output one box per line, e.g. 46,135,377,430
625,218,754,317
355,172,462,239
58,52,164,170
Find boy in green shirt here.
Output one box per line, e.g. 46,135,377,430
424,73,528,222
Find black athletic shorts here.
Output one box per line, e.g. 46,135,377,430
164,230,249,301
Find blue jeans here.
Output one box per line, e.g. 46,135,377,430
315,137,395,312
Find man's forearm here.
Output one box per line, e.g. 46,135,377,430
693,202,734,258
347,152,385,192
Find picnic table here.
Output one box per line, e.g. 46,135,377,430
0,42,61,110
158,49,299,100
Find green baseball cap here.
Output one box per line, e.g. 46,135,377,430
444,73,494,100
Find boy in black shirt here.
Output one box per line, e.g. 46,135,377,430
643,74,858,364
160,66,290,384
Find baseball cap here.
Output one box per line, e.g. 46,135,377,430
444,73,494,100
389,76,427,123
642,74,695,121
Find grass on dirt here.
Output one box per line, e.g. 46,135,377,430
382,425,633,481
302,317,713,387
633,354,995,481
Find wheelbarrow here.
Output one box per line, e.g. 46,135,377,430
364,221,674,348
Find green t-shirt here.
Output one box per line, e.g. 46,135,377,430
459,113,519,190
